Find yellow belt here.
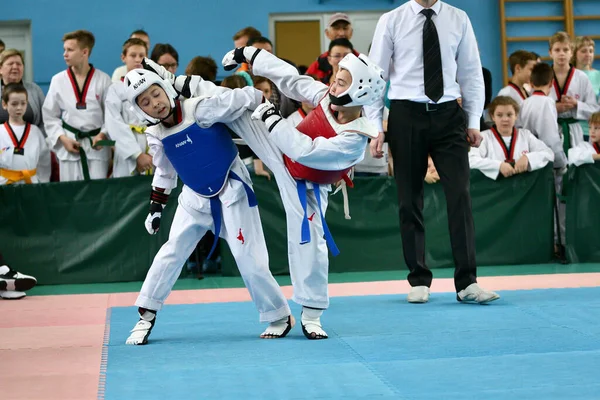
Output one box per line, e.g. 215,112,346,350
0,168,37,184
130,125,148,153
130,124,146,134
130,124,151,175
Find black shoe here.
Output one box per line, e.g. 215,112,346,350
0,266,37,292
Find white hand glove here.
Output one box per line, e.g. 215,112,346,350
142,58,175,85
141,57,199,98
144,202,164,235
222,46,261,71
251,100,283,132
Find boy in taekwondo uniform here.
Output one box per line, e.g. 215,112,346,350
218,46,385,339
140,47,385,340
521,62,569,258
469,96,554,179
568,112,600,166
548,32,600,153
122,68,292,346
497,50,538,127
42,30,113,181
0,83,51,185
104,38,154,177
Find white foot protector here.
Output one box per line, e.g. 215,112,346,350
301,307,328,340
125,310,156,345
260,315,295,339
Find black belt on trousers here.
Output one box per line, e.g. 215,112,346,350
391,99,458,113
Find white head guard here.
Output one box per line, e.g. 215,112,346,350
124,68,178,124
329,53,386,107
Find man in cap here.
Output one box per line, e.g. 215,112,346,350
306,13,358,82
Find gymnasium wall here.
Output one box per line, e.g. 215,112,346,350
1,0,500,91
4,1,599,94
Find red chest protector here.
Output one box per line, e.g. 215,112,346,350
283,104,351,185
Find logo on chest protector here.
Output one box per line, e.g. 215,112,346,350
175,134,193,148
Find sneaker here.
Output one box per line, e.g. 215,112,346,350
457,283,500,304
0,265,37,292
0,290,27,300
407,286,430,303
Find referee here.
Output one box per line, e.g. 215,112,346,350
365,0,499,304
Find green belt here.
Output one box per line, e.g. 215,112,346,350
557,117,578,156
556,117,578,202
62,121,115,181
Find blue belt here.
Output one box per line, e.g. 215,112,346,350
207,171,257,259
296,180,340,256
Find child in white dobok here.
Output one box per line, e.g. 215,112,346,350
0,83,50,185
569,112,600,165
469,96,554,179
220,47,385,339
122,68,292,345
104,38,153,177
139,49,387,339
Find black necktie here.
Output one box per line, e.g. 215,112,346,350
421,9,444,103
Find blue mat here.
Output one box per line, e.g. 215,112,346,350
103,288,600,399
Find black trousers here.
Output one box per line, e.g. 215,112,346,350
387,100,477,292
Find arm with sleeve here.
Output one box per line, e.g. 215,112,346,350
250,50,328,107
568,143,595,166
575,77,600,121
41,77,65,149
455,14,485,130
147,133,178,191
267,118,367,171
536,101,567,168
468,137,502,179
523,130,555,171
194,86,264,127
105,85,143,162
34,127,52,183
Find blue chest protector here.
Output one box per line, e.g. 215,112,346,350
162,123,257,258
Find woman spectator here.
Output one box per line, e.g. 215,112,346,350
573,36,600,98
0,49,45,135
149,43,179,74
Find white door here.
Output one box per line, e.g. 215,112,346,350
0,21,33,83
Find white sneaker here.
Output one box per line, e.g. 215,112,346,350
407,286,430,303
457,283,500,304
0,290,26,300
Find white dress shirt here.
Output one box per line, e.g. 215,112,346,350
365,0,485,132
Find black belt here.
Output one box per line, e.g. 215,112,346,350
391,99,458,113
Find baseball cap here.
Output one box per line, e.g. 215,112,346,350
328,13,351,27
